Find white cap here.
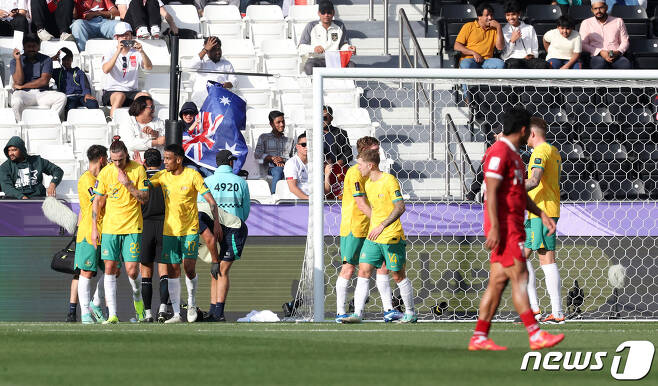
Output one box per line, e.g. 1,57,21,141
114,22,132,36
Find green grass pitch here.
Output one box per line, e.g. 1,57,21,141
0,322,655,385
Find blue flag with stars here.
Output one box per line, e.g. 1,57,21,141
182,82,248,174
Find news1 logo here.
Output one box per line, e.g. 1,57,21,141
520,341,655,380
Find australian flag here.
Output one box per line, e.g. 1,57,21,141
183,82,248,174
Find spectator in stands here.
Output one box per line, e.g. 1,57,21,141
189,36,238,108
10,35,67,121
52,47,99,117
323,105,352,165
71,0,120,51
101,22,153,118
284,133,309,199
116,0,178,39
544,16,582,69
178,101,198,131
501,1,548,69
580,1,631,69
120,95,165,161
254,110,295,194
454,2,505,70
298,0,356,75
0,136,63,199
324,156,348,200
0,1,29,36
31,0,75,41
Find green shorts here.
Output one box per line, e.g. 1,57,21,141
340,233,365,266
74,240,102,272
101,233,142,262
162,234,199,264
524,217,559,251
359,239,406,272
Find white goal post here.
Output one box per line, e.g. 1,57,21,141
298,68,658,322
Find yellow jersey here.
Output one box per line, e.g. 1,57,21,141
365,172,405,244
339,165,370,238
77,170,104,244
149,167,210,236
93,161,148,234
528,142,561,218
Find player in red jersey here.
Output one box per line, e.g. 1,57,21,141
469,108,564,351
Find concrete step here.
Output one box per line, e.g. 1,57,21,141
343,20,439,39
382,141,485,162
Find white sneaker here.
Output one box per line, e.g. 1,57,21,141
164,314,182,324
59,32,74,41
37,29,53,41
187,307,197,323
136,26,150,39
150,25,160,39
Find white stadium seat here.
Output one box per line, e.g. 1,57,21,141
80,39,116,90
274,179,302,202
139,39,170,70
164,4,202,36
40,41,81,69
329,107,378,145
247,179,273,203
286,4,318,43
65,109,111,158
222,39,258,73
260,39,299,76
245,5,287,48
0,107,21,133
202,4,244,39
178,39,204,63
234,75,274,110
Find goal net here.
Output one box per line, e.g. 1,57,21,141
293,68,658,322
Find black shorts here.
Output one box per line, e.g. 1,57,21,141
140,219,164,264
198,212,213,234
101,90,140,106
219,221,248,262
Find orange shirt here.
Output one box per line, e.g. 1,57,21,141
456,21,498,60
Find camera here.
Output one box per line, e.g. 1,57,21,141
121,40,136,48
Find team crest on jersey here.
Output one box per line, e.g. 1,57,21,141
331,33,338,41
534,158,542,164
102,249,109,256
488,156,501,171
181,186,189,191
394,190,401,197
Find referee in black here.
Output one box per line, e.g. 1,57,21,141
139,148,169,323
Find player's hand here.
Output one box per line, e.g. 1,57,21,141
472,52,484,64
0,10,9,18
540,212,557,237
90,228,99,249
485,225,500,251
203,36,218,52
117,167,130,186
134,41,143,52
367,223,385,241
510,29,521,43
211,262,220,279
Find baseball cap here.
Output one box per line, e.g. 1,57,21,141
216,150,237,166
318,0,334,14
114,22,132,36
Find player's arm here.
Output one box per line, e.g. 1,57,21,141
484,176,500,251
90,194,106,248
367,199,405,241
526,194,556,236
355,196,371,218
525,166,544,191
202,191,223,246
117,168,149,204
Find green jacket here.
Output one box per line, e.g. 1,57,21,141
0,136,63,199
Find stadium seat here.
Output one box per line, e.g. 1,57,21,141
164,4,202,36
80,39,116,90
234,75,274,109
602,177,648,200
40,41,81,69
563,178,605,201
641,173,658,198
568,5,593,25
524,4,562,38
178,39,205,63
259,39,299,76
400,177,462,199
24,128,63,154
247,179,273,202
202,4,244,40
139,39,170,71
323,79,362,109
287,4,318,43
629,38,658,69
0,107,22,135
586,142,628,162
557,143,586,161
576,107,616,141
329,107,377,145
245,5,287,48
222,39,258,73
241,147,263,180
610,5,650,38
435,3,477,67
65,109,111,158
35,144,78,180
273,179,302,201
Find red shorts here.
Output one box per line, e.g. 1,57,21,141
490,233,525,267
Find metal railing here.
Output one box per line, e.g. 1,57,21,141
368,0,390,53
445,113,478,199
398,8,435,158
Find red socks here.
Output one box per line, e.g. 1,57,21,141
520,310,540,336
474,319,491,338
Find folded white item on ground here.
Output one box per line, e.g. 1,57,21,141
237,310,280,322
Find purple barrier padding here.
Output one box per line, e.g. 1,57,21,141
1,201,657,237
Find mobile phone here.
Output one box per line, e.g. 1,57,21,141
121,40,136,48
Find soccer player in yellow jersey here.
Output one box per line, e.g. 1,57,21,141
343,149,417,324
91,138,150,324
524,117,564,324
334,137,402,323
75,145,108,324
148,144,221,323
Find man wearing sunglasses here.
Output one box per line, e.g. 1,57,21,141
101,21,153,118
284,133,310,199
298,0,356,75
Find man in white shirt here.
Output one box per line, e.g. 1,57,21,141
284,133,309,199
0,0,28,36
116,0,178,39
298,0,356,75
501,1,548,69
189,36,238,108
101,22,152,117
